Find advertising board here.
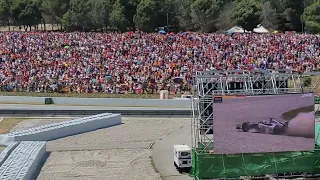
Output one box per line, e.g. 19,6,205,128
213,93,315,154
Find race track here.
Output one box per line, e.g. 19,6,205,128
213,94,315,154
152,124,192,180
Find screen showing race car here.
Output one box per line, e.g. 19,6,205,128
213,93,315,154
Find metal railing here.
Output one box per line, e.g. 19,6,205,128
0,109,192,117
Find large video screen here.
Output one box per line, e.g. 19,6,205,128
213,93,315,154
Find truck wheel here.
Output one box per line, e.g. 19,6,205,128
178,168,183,173
174,162,177,167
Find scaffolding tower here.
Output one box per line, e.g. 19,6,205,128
191,69,320,152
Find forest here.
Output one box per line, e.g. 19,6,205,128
0,0,319,33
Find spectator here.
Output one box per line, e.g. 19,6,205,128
0,32,319,94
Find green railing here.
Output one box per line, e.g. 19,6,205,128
191,118,320,179
315,96,320,104
191,149,320,179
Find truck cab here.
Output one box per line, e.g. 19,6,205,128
173,144,192,173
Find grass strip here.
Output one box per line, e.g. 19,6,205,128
0,118,30,134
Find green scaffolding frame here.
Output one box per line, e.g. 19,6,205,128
191,148,320,179
191,71,320,179
190,125,320,179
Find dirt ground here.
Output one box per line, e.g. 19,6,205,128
37,149,161,180
213,94,315,154
0,118,25,134
0,145,5,153
0,117,74,135
10,118,73,132
10,117,187,180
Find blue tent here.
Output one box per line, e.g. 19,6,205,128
159,30,166,34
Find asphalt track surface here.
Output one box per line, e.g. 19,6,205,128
152,125,193,180
213,94,315,154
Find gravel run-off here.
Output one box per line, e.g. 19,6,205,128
0,145,5,153
11,117,188,180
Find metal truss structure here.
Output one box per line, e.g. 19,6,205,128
191,69,320,152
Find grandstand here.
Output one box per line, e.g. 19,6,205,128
0,32,319,96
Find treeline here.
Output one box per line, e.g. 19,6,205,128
0,0,319,33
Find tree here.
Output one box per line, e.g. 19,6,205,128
0,0,11,29
134,0,158,32
90,0,107,32
214,0,233,31
190,0,223,32
109,0,128,32
176,0,195,31
61,9,74,31
20,0,42,31
33,0,44,30
10,0,42,31
120,0,140,30
303,0,320,33
158,0,179,32
1,0,314,33
269,0,306,31
261,1,278,30
231,0,261,32
42,0,70,30
62,0,92,31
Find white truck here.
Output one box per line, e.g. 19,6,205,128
173,144,192,173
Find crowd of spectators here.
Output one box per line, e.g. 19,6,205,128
0,32,319,94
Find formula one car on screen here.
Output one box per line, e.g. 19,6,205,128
236,118,288,135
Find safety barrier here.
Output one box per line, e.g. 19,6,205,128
0,142,19,167
0,113,121,145
0,141,46,180
0,109,191,117
0,96,191,108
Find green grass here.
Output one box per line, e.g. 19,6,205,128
0,91,183,99
281,105,314,121
0,118,32,134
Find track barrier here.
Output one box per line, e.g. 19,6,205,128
0,113,122,180
0,109,191,117
0,141,46,180
0,113,121,145
0,142,19,167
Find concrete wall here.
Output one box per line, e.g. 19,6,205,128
0,96,191,108
0,142,19,167
0,141,46,180
0,113,121,180
0,113,121,145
